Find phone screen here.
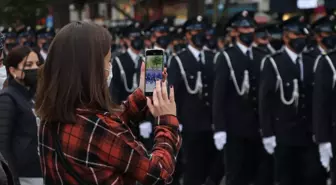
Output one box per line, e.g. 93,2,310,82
145,53,164,95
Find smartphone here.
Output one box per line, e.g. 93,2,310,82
145,49,164,96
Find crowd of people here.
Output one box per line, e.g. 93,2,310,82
0,8,336,185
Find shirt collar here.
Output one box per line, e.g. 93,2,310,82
284,46,300,64
236,41,252,54
127,48,139,63
318,45,327,54
188,44,201,61
153,45,164,50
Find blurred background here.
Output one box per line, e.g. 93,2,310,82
0,0,335,31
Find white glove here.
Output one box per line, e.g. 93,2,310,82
179,124,183,132
139,121,152,139
262,136,276,155
319,142,333,171
213,131,227,150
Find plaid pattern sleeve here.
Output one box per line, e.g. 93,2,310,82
97,114,182,185
38,88,182,185
120,88,149,124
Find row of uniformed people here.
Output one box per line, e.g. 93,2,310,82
107,11,336,185
212,11,336,185
0,26,55,62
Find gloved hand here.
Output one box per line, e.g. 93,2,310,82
179,124,183,132
213,131,227,150
262,136,276,155
319,142,333,171
139,121,152,139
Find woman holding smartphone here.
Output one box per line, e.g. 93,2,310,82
36,21,181,185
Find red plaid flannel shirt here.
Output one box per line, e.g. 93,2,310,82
38,89,182,185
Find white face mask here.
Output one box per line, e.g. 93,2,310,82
0,65,6,77
106,68,113,86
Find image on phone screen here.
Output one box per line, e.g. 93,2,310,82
145,55,163,94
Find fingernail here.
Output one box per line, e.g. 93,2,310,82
170,85,173,88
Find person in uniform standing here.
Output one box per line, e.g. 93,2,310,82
309,14,336,70
110,22,144,104
259,15,326,185
168,15,219,185
35,27,55,62
109,22,148,140
312,15,336,185
147,17,173,66
212,10,273,185
204,23,218,52
253,24,276,54
1,27,17,57
167,26,186,68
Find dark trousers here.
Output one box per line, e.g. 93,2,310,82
275,144,326,185
225,135,274,185
183,131,224,185
170,149,184,185
330,137,336,185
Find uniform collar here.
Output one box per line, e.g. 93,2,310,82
153,45,164,50
236,41,252,55
188,44,202,61
318,45,327,54
284,46,301,64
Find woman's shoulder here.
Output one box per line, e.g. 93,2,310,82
76,108,125,129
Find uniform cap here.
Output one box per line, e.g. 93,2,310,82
311,14,336,33
147,17,174,33
126,22,143,37
36,27,55,38
281,15,309,35
1,27,17,39
170,26,185,40
230,10,256,28
183,15,208,31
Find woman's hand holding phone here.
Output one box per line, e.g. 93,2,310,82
139,62,167,93
146,80,176,117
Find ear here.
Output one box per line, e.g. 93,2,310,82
8,66,16,78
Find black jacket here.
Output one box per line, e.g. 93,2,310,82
0,152,14,185
168,47,215,132
259,50,315,146
312,50,336,143
213,45,268,138
0,77,41,177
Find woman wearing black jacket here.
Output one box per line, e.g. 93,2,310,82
0,46,42,185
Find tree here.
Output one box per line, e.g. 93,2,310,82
0,0,50,26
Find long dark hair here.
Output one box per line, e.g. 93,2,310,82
5,46,33,76
36,21,115,123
